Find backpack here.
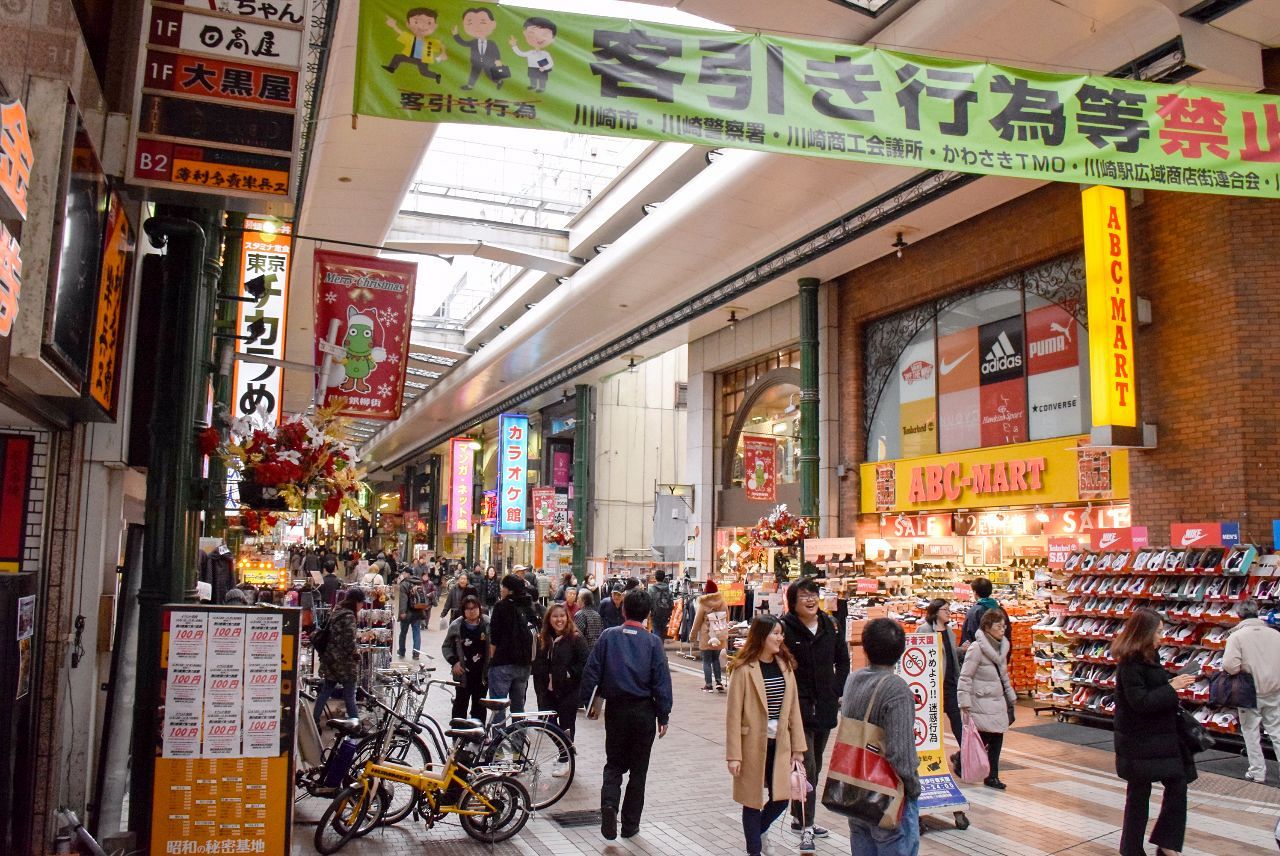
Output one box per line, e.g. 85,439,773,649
705,610,729,650
310,625,330,655
653,585,674,616
411,584,428,611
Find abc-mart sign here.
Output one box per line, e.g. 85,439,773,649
860,435,1129,514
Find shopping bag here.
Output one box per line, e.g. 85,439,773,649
957,717,990,784
821,675,905,830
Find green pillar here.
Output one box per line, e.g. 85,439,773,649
571,384,590,580
206,211,244,537
798,277,820,527
129,205,222,844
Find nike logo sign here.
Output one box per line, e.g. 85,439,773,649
940,350,973,375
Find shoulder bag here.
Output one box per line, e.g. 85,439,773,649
820,674,906,830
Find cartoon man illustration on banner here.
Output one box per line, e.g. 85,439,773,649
337,305,386,394
383,7,447,81
452,7,508,90
508,16,557,92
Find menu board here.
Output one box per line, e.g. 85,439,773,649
152,606,298,855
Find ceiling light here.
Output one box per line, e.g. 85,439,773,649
594,244,611,254
626,357,639,373
705,149,726,164
892,232,908,259
524,302,537,310
556,276,569,285
498,324,508,330
642,202,661,215
727,310,738,330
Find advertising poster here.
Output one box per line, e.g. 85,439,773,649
231,219,290,425
87,189,135,419
151,606,299,856
742,435,776,502
532,486,556,525
1026,303,1084,440
497,413,530,534
448,437,474,534
896,633,967,815
897,339,936,457
313,250,416,421
937,327,980,453
978,316,1026,447
354,0,1280,200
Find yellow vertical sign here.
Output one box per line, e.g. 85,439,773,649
1081,185,1137,429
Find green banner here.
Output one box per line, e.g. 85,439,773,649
356,0,1280,198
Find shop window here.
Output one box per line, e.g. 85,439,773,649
717,348,800,444
863,253,1088,461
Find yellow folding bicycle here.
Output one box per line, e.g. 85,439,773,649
314,720,531,853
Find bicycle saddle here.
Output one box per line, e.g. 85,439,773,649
479,697,511,710
326,717,364,736
446,726,487,741
449,717,483,729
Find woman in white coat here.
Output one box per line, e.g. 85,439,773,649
957,607,1017,790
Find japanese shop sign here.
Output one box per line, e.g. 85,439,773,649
741,435,776,502
480,489,497,525
861,435,1130,513
151,605,299,856
893,633,966,814
313,250,415,421
231,219,290,425
1082,185,1138,432
532,486,556,525
0,99,33,337
355,0,1280,199
87,191,135,419
129,0,306,204
497,413,529,534
447,438,474,534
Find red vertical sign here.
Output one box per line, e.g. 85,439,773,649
0,434,32,570
742,435,776,502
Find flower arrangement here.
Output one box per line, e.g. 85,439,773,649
209,405,370,519
544,519,575,546
749,504,811,547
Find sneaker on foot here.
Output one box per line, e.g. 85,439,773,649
550,763,570,779
799,829,816,853
702,685,715,693
790,822,827,837
716,684,726,693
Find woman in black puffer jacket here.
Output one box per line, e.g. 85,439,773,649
482,566,502,609
1113,608,1197,856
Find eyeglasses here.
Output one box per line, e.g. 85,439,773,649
798,593,820,602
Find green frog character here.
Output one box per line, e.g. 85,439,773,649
337,306,386,393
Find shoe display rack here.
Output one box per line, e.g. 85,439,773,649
1034,545,1267,732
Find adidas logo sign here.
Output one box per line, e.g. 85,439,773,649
981,331,1023,375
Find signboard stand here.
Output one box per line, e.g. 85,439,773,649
895,633,968,824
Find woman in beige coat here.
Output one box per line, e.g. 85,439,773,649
726,614,808,856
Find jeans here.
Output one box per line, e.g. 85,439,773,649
979,731,1004,779
602,698,657,830
1240,693,1280,781
1120,776,1186,855
702,649,723,687
792,727,830,827
313,679,358,724
487,664,530,725
397,618,421,658
848,796,919,856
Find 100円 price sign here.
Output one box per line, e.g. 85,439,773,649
356,0,1280,199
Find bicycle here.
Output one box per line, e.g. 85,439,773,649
470,696,576,810
314,720,531,853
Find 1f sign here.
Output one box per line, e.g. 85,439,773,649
1082,185,1137,431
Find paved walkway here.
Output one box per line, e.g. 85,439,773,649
293,621,1280,854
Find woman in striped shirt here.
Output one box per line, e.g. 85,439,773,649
726,614,809,856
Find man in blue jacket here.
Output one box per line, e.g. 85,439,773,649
580,588,673,841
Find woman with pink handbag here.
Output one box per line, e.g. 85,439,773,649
725,614,809,856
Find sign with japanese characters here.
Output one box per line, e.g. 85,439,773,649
231,219,290,425
448,437,474,534
87,190,135,419
129,0,307,205
355,0,1280,199
741,434,776,502
312,250,415,421
497,413,529,534
895,632,966,815
532,485,555,525
0,99,32,337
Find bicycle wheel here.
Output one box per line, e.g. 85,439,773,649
458,775,531,843
376,735,431,826
483,720,574,809
314,782,382,854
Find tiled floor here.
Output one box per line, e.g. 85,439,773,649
293,624,1280,854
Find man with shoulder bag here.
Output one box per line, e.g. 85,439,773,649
1224,599,1280,784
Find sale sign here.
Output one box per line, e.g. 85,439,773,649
1048,537,1079,569
448,438,474,534
313,250,415,420
742,435,776,502
497,414,529,534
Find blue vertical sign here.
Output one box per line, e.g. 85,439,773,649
497,413,529,534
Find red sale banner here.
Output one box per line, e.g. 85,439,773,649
313,250,415,420
742,435,776,502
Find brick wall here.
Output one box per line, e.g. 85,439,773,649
834,182,1280,544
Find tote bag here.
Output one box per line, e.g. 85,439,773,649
820,674,906,831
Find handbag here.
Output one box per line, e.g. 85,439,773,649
790,759,812,825
821,674,906,830
957,716,991,784
1208,670,1257,709
1177,707,1215,754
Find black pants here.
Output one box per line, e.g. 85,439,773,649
555,699,578,762
979,731,1004,778
452,670,486,722
1121,776,1186,856
602,698,657,829
383,54,441,81
791,727,829,827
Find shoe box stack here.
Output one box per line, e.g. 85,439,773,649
1032,557,1073,703
1035,545,1265,731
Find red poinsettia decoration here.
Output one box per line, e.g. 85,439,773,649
197,426,222,457
749,504,811,547
543,520,575,546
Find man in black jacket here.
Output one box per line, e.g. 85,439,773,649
781,576,849,847
487,574,537,724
